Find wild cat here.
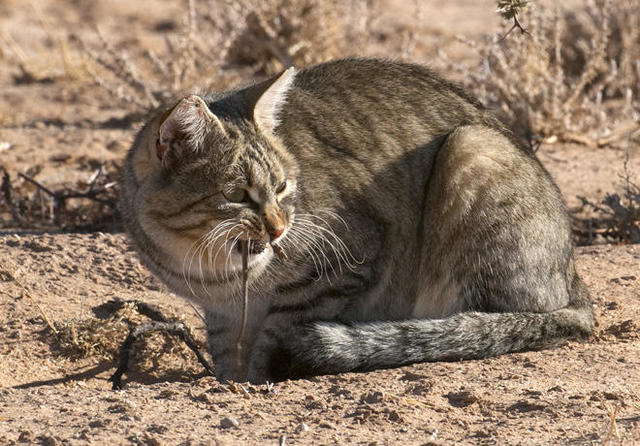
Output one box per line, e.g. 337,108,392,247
120,58,594,383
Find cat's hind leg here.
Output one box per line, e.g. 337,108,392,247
418,124,582,316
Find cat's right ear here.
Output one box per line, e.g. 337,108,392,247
155,95,226,168
247,67,296,137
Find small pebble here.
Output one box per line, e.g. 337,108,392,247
220,417,239,429
294,422,309,434
38,436,59,446
360,391,384,404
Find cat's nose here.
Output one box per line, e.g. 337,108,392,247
263,203,285,241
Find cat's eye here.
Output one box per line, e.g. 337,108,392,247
223,188,247,203
276,181,287,194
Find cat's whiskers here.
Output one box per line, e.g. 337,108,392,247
279,230,323,279
289,224,332,279
198,221,236,285
184,229,222,297
291,214,359,280
182,237,204,299
224,233,243,281
181,219,237,295
298,213,362,270
207,222,243,282
282,225,323,275
314,210,364,266
208,237,231,282
315,209,352,235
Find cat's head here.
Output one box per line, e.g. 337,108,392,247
123,68,298,287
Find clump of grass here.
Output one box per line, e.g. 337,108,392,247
52,316,129,361
496,0,530,20
45,300,142,361
496,0,531,36
441,0,640,148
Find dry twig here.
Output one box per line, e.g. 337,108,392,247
602,403,621,445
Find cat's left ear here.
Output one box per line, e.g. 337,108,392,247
249,67,297,136
156,95,226,167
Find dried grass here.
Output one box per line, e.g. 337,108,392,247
1,2,89,86
74,0,377,113
601,403,622,445
223,0,374,73
440,0,640,148
52,316,129,361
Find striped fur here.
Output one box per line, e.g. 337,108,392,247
120,58,594,383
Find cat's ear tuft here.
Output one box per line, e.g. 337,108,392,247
252,67,296,135
156,95,226,166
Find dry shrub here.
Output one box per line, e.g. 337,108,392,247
224,0,373,73
47,300,203,378
75,0,376,113
46,300,144,361
69,0,241,112
0,163,119,231
575,146,640,245
440,0,640,148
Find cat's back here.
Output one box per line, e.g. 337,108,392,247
291,58,481,117
278,58,487,155
295,59,468,98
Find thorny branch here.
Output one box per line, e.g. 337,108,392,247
0,166,118,229
107,299,214,389
17,170,116,224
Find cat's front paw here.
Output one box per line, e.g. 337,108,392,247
245,350,277,384
249,327,319,382
210,358,247,384
245,366,271,384
246,340,305,383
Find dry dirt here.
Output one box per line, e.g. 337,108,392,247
1,0,639,445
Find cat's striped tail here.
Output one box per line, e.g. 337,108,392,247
275,275,594,379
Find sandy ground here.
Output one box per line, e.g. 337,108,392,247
1,235,639,445
1,0,639,444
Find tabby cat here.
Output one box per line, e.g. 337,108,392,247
120,58,594,383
